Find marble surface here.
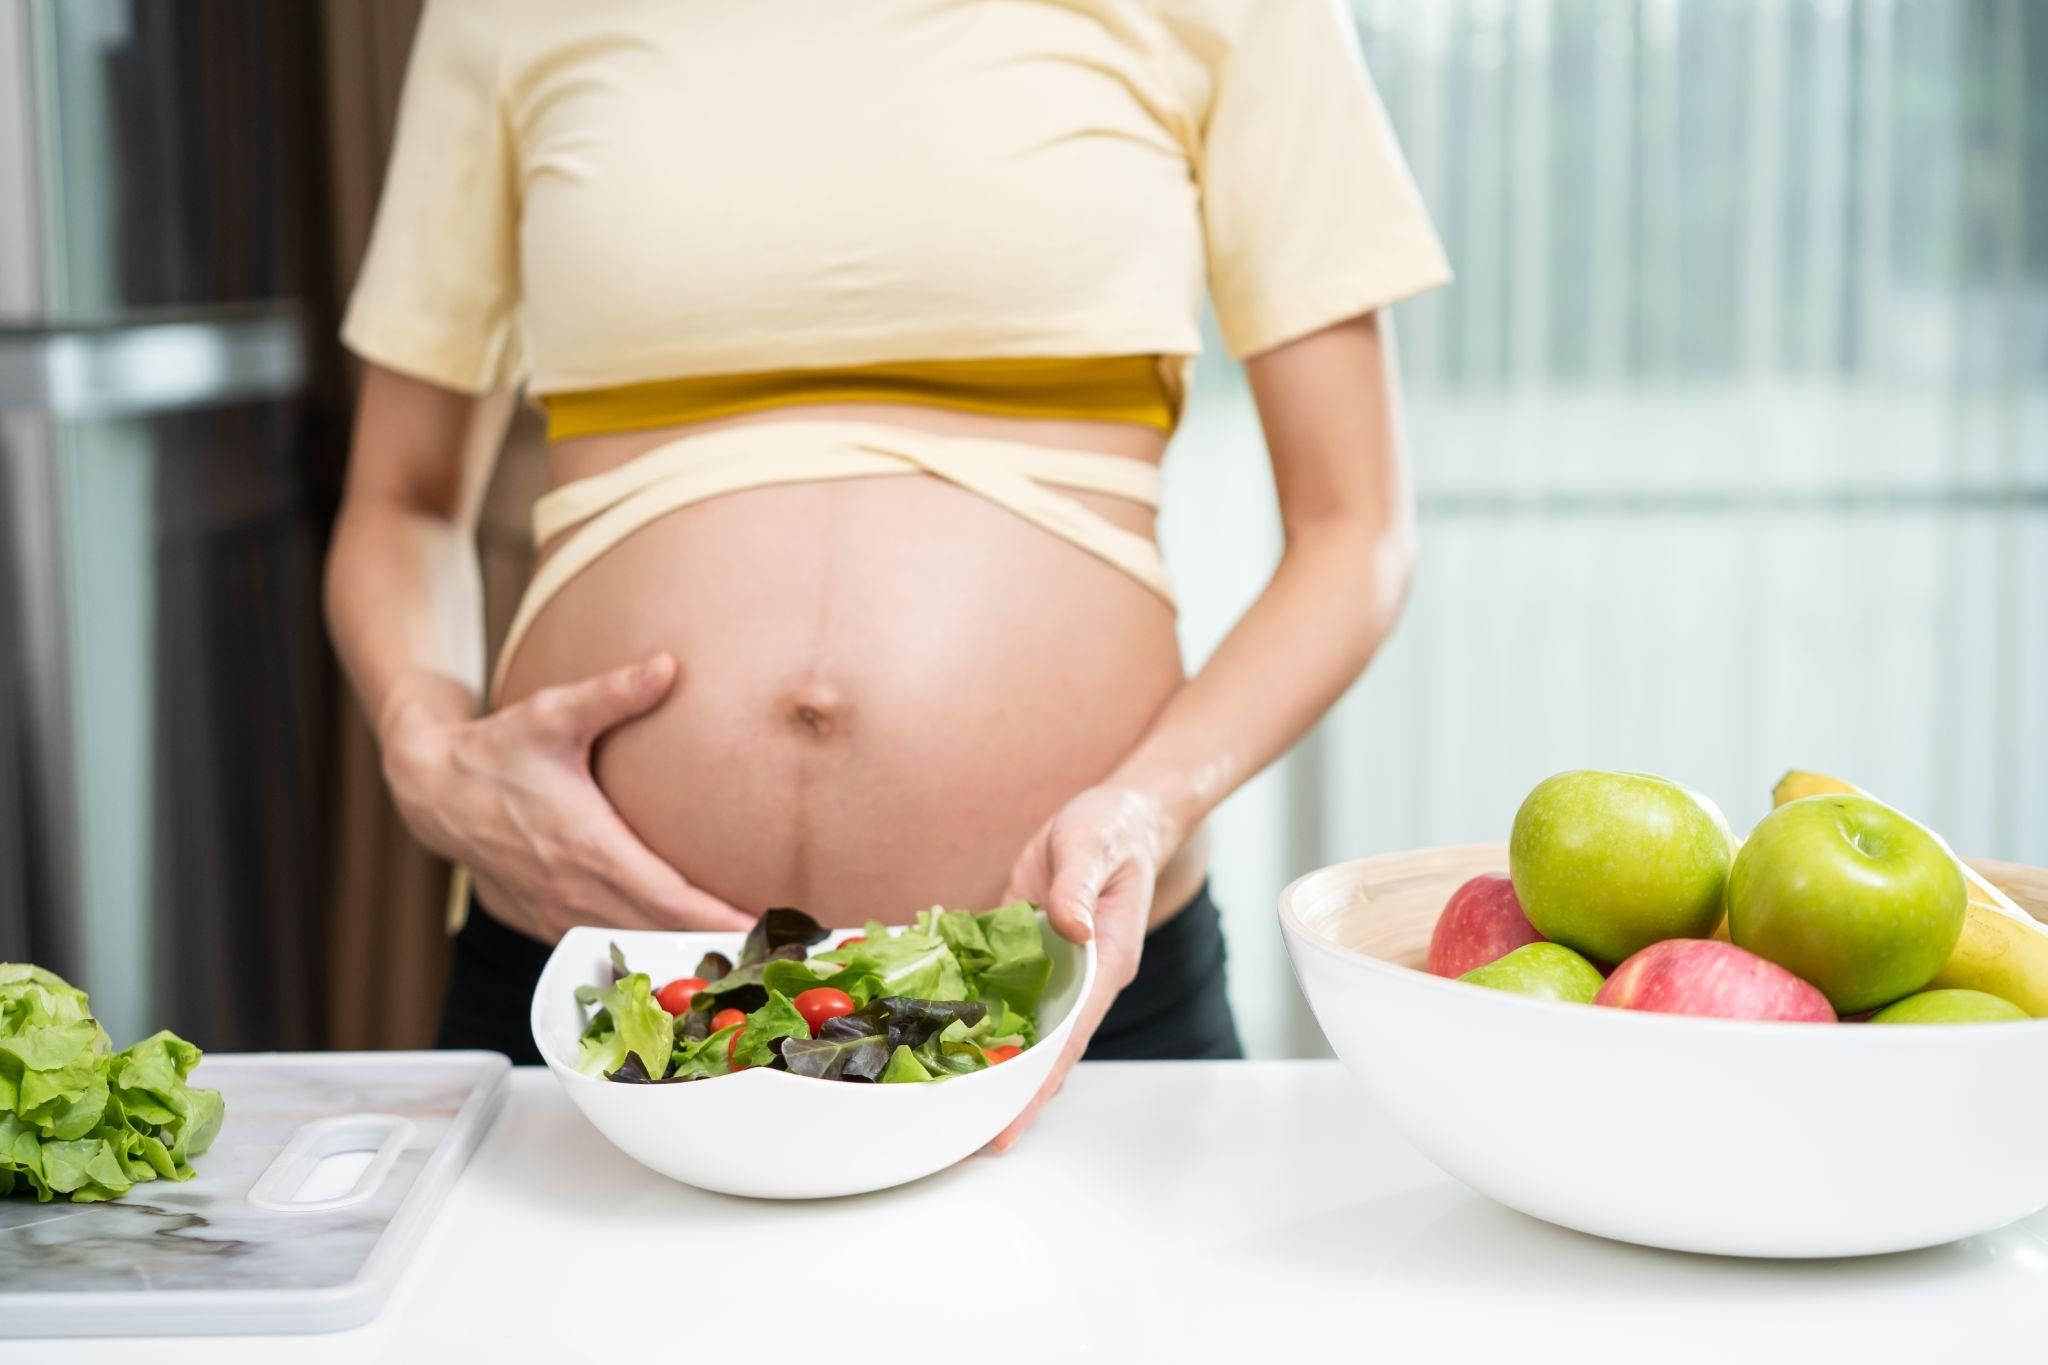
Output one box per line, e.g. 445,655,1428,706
23,1060,2048,1362
0,1052,504,1330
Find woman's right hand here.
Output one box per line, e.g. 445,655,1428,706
377,652,754,940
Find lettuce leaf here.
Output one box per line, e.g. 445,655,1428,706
873,1025,994,1081
910,1018,991,1077
576,973,672,1079
866,997,986,1050
684,943,809,1017
976,996,1033,1048
576,1025,626,1078
760,957,885,1009
929,902,1051,1024
594,987,803,1081
731,991,809,1069
824,921,966,1001
777,1031,892,1081
879,1045,933,1083
603,1053,681,1084
0,964,222,1202
666,1026,740,1081
778,997,995,1083
738,909,830,968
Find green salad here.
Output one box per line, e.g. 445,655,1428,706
0,963,224,1202
574,903,1052,1084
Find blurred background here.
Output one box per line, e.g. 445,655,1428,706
1,0,2041,1058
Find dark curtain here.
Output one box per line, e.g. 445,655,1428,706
151,402,334,1048
97,3,343,1048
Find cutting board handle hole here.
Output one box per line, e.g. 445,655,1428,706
295,1148,378,1203
247,1115,415,1213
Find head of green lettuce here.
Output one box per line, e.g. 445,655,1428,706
0,962,224,1202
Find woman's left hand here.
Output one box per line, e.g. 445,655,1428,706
989,783,1186,1152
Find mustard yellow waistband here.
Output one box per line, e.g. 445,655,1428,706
541,355,1179,442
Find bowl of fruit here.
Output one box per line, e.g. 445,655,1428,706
1279,769,2048,1257
530,903,1093,1199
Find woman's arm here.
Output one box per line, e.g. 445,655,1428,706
997,311,1416,1144
1120,311,1417,832
326,363,752,937
327,364,510,733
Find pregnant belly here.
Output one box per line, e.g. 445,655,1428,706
494,461,1188,927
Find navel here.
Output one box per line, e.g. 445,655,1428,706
783,678,847,739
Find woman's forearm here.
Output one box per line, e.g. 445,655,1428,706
326,497,489,742
324,365,514,747
1111,509,1414,842
1110,311,1417,847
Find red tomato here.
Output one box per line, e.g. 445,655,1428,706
837,935,866,948
793,987,856,1037
727,1027,747,1068
655,976,708,1014
984,1044,1022,1065
710,1007,746,1032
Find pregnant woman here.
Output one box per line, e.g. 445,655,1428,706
326,0,1446,1140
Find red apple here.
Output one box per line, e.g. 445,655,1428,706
1428,874,1547,978
1596,939,1835,1022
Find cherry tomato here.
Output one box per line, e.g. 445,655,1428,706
655,976,708,1014
727,1027,747,1068
710,1007,746,1032
793,987,856,1037
837,935,866,948
984,1044,1022,1065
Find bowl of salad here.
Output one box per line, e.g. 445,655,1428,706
528,902,1094,1198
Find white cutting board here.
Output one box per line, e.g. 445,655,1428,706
0,1050,508,1337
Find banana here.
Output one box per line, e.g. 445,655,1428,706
1769,769,2048,1016
1924,893,2048,1016
1770,769,1859,806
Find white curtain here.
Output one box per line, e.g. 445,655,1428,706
1173,0,2048,1057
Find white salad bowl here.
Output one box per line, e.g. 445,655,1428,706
1281,843,2048,1258
531,917,1095,1199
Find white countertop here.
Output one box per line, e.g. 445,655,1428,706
48,1061,2048,1363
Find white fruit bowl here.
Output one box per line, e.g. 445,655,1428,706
1280,842,2048,1257
530,919,1093,1199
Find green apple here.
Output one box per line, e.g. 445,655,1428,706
1458,942,1603,1004
1869,988,2027,1025
1509,770,1735,964
1727,795,1965,1014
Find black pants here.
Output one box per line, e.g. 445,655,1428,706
438,883,1244,1064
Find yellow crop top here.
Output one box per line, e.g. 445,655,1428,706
340,0,1451,406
